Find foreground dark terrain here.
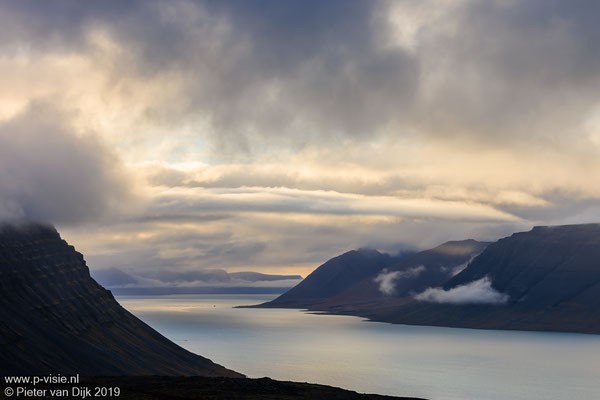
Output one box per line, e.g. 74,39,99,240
1,376,422,400
0,223,240,377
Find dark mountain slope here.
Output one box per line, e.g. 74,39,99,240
444,224,600,310
258,249,402,308
255,225,600,334
361,224,600,334
252,240,487,311
0,223,242,377
329,240,489,305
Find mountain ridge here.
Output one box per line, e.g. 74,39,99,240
0,223,242,376
256,248,404,308
251,224,600,334
253,240,488,310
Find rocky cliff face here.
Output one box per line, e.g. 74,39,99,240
0,223,242,377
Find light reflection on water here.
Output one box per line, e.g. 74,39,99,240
118,294,600,400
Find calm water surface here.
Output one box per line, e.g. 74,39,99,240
117,294,600,400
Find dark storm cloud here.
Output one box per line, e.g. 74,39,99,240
411,0,600,144
0,0,418,152
4,0,600,153
0,102,129,224
0,1,129,52
193,0,418,145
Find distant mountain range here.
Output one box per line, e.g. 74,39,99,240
251,224,600,334
91,267,302,295
0,223,242,376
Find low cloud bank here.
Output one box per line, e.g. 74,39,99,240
374,265,425,295
0,103,129,225
414,277,509,305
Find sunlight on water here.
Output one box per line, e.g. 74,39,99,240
118,294,600,400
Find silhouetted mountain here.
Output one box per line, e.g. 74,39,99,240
253,225,600,333
445,224,600,311
252,241,487,310
307,224,600,334
329,240,488,304
258,248,405,308
0,223,242,377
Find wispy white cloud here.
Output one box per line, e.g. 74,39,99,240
144,185,521,222
374,265,426,295
439,254,480,277
414,277,509,305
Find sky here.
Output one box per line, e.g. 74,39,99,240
1,0,600,284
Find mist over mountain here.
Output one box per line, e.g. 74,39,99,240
332,240,489,303
444,224,600,309
0,223,241,376
255,241,487,309
354,224,600,333
255,224,600,334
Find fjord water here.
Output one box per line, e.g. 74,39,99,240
118,295,600,400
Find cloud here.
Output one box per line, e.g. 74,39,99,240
374,265,425,295
145,185,520,222
134,158,600,230
0,102,130,225
135,161,555,208
414,276,509,305
5,0,600,155
4,1,600,276
439,254,480,277
61,209,522,281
